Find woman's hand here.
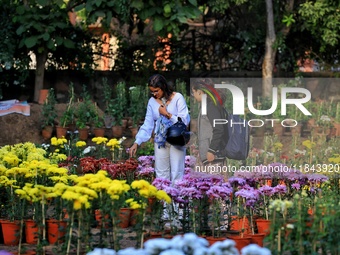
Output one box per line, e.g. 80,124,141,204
159,105,168,116
206,152,215,162
129,143,138,157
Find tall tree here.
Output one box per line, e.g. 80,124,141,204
262,0,295,97
13,0,99,102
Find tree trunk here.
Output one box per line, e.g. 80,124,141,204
262,0,295,97
262,0,276,98
34,51,48,102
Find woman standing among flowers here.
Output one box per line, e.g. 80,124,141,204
191,78,229,231
129,74,190,184
191,78,228,175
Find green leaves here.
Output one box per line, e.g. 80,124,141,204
299,0,340,48
153,17,164,31
24,37,37,48
282,14,295,27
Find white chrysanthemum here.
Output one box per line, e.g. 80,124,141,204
241,244,271,255
144,238,172,254
193,247,210,255
286,224,295,229
159,249,186,255
170,233,208,252
209,239,239,255
86,248,116,255
117,247,149,255
83,146,96,154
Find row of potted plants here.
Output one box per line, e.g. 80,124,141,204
40,79,151,141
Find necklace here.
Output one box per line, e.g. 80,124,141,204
161,97,167,106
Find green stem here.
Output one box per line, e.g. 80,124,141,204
140,210,146,249
42,196,46,255
77,210,82,255
66,211,75,255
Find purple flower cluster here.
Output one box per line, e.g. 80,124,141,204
152,170,233,204
148,156,329,210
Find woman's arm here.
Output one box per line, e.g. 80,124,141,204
168,93,190,126
134,99,156,145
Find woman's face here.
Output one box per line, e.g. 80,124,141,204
191,88,202,102
149,86,164,99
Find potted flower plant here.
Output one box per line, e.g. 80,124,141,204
128,85,146,135
91,103,105,137
56,85,76,137
41,88,58,140
111,82,128,137
75,86,97,140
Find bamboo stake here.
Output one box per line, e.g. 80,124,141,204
66,211,75,255
77,210,82,255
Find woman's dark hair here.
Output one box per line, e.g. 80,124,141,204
192,78,226,106
148,74,174,100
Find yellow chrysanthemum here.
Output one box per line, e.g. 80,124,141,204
76,141,87,147
3,154,20,167
51,137,58,146
47,166,68,176
62,190,81,201
156,190,172,203
302,140,316,149
273,142,283,151
106,139,121,150
92,137,108,145
73,200,82,210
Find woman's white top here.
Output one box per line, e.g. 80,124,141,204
135,92,190,145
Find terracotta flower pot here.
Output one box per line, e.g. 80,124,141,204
129,209,139,227
94,209,110,229
230,216,251,235
228,235,252,251
25,219,39,244
255,219,271,236
93,127,106,137
1,220,21,245
42,126,53,140
46,219,67,244
78,127,89,141
244,233,266,247
118,208,131,228
205,236,226,246
56,126,68,138
112,125,123,138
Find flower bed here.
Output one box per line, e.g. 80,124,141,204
0,133,339,254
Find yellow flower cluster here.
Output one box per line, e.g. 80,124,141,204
273,142,283,151
328,154,340,164
302,140,316,149
106,138,122,150
269,199,294,212
2,153,20,167
51,137,68,146
125,198,142,209
76,141,87,147
131,179,171,203
92,137,108,145
0,142,172,215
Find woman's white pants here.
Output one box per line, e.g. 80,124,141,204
154,142,186,184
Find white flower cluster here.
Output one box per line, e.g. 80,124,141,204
319,115,331,122
86,233,271,255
